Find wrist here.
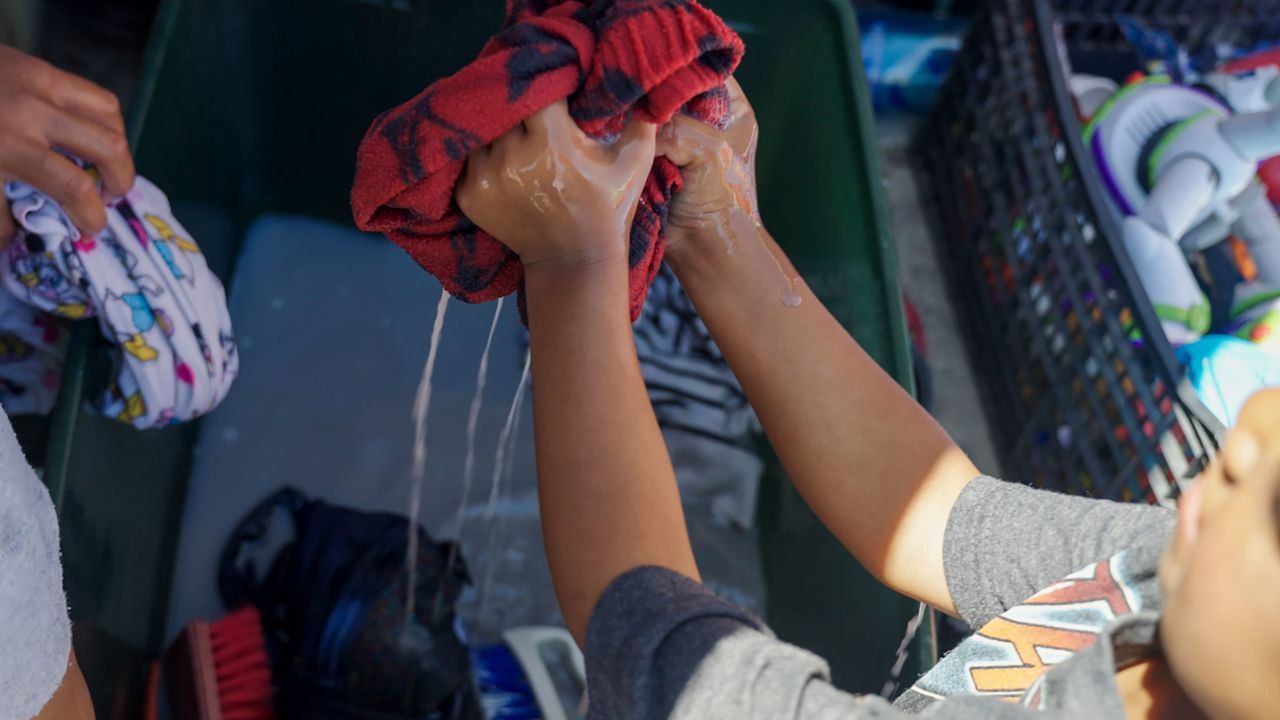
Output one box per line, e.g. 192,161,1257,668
521,243,627,273
523,249,632,328
665,221,769,275
523,248,628,293
663,226,716,270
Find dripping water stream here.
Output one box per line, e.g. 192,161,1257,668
404,289,451,628
476,348,533,622
881,602,929,699
432,298,506,621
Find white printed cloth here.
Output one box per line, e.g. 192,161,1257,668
1,176,237,428
0,286,67,416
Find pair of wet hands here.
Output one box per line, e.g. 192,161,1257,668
457,78,761,270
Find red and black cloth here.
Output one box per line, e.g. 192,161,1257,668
351,0,744,321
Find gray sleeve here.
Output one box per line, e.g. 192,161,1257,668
584,566,1098,720
943,476,1175,628
584,566,907,720
0,408,72,719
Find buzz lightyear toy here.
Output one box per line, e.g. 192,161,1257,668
1082,70,1280,347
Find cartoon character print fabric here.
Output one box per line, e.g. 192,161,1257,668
1,177,237,429
0,289,67,416
351,0,744,322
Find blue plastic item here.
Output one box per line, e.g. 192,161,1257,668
1177,335,1280,428
859,9,964,114
1116,16,1192,80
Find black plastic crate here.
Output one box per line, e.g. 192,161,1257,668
913,0,1280,504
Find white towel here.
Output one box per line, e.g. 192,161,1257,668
0,406,70,719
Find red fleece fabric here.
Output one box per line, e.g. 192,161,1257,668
351,0,744,321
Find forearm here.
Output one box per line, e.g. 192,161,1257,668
524,257,699,645
667,229,976,615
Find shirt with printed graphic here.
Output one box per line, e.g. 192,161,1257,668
583,476,1176,719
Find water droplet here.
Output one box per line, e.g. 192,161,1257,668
782,278,803,307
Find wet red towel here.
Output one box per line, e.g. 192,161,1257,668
351,0,744,321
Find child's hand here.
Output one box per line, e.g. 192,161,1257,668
458,100,656,269
656,77,761,258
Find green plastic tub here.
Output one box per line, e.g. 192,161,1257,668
40,0,929,714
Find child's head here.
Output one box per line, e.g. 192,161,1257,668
1160,389,1280,719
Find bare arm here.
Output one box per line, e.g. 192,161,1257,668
659,80,977,615
458,103,696,644
524,259,699,644
34,651,94,720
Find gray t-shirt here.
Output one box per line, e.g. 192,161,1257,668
584,476,1174,719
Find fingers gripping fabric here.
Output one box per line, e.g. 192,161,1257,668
1,178,238,429
351,0,744,322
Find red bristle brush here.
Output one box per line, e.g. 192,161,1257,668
144,605,275,720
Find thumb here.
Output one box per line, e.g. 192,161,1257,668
613,118,657,174
655,114,720,168
615,117,657,155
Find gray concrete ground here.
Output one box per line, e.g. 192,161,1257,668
877,119,1001,476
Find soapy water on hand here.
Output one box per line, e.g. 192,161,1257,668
458,102,653,264
660,101,802,307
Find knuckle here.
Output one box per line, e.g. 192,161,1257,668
457,186,474,215
102,91,123,117
105,132,131,162
9,91,43,124
22,58,54,88
457,174,480,213
61,171,95,204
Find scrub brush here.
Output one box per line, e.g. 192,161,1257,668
144,605,275,720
